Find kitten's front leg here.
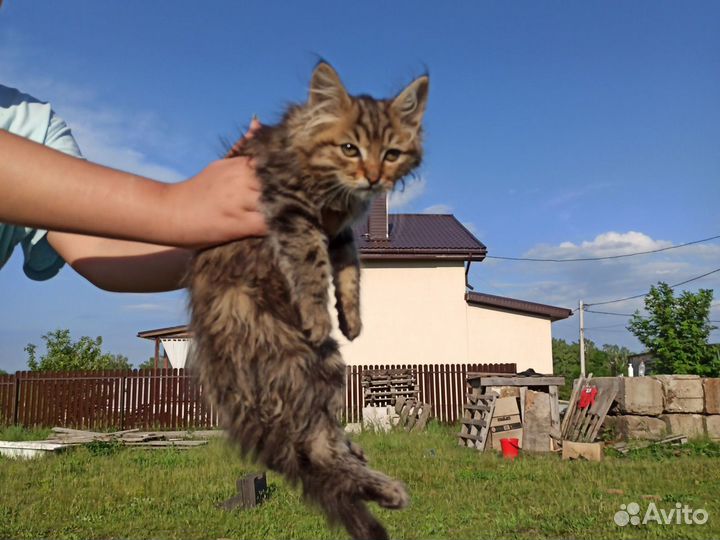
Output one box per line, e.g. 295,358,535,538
329,227,362,341
270,209,333,345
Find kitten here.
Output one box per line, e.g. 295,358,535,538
187,62,428,540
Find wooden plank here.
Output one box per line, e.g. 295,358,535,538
584,388,618,443
548,385,560,440
561,374,586,439
476,376,565,387
461,418,487,428
413,403,432,432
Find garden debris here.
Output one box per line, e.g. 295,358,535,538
606,489,625,496
394,396,432,431
561,440,603,462
465,373,564,453
458,393,496,451
362,368,419,407
612,434,689,455
561,374,618,443
42,427,209,449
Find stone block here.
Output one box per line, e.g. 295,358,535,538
523,390,551,452
660,414,706,439
705,415,720,441
604,415,667,441
703,379,720,414
618,377,663,415
653,375,704,413
362,406,397,432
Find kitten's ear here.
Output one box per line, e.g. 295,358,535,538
391,75,429,126
308,62,351,111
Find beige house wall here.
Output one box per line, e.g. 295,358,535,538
465,305,553,373
333,260,554,373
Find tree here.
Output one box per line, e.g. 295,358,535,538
137,356,157,370
628,282,718,376
25,329,132,371
553,338,634,398
601,344,632,376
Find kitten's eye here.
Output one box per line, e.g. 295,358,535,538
341,143,360,157
384,149,402,162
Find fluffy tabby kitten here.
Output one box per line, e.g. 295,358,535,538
187,63,428,540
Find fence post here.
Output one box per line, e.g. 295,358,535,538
120,373,127,430
12,371,20,426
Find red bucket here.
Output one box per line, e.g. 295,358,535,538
500,438,520,460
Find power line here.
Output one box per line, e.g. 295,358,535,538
585,309,635,317
584,323,629,330
585,267,720,307
486,234,720,262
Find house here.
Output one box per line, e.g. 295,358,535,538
138,196,572,373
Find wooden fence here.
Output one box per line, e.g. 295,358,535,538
342,363,516,424
0,362,515,430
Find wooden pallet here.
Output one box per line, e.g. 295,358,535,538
362,368,419,407
458,393,496,451
394,396,432,431
561,375,617,443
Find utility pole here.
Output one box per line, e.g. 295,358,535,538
579,300,586,377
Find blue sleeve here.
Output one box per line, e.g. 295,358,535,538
20,111,83,280
0,91,83,280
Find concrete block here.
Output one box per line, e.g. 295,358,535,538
523,390,552,452
703,379,720,414
562,441,603,461
603,415,667,441
592,376,664,415
619,377,664,415
653,375,704,413
362,406,395,432
705,415,720,441
660,414,706,439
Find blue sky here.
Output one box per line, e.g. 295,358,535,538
1,1,719,372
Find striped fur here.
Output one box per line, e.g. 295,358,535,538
187,63,428,540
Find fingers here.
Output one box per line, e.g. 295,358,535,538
224,116,262,158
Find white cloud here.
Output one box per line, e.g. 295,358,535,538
527,231,672,259
422,203,453,214
0,40,186,183
473,230,720,349
388,176,426,210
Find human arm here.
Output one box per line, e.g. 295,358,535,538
47,232,192,292
0,129,266,248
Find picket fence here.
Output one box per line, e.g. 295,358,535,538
0,362,515,430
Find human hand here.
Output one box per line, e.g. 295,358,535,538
164,119,267,248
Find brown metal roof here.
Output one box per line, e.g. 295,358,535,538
466,292,573,322
137,325,192,339
354,214,487,261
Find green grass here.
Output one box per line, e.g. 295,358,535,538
1,422,719,539
0,425,52,441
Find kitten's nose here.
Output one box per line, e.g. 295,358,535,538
365,164,381,184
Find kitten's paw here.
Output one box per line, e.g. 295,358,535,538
339,310,362,341
375,480,409,510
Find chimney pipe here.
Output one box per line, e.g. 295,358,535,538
368,193,389,240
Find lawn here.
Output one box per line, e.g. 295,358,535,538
1,423,719,539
